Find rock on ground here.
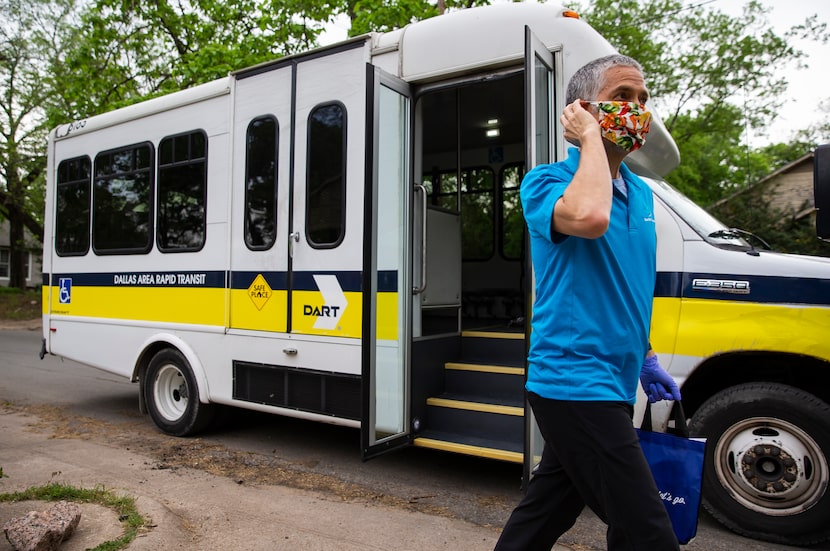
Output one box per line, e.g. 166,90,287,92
2,501,81,551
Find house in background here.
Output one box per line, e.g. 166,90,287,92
710,151,817,227
0,219,42,288
753,151,817,224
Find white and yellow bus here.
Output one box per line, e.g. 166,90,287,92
41,3,830,546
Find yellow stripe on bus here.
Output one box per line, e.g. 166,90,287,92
651,297,830,359
46,286,402,340
48,286,227,326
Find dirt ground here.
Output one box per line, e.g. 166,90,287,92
0,319,451,510
0,400,445,516
1,319,488,550
0,403,514,551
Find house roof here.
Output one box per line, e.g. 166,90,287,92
709,151,815,211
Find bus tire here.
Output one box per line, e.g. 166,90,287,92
144,348,214,437
689,382,830,546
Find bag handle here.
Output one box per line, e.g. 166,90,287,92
641,401,689,438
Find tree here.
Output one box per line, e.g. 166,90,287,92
46,0,500,124
573,0,828,201
4,0,470,291
46,0,346,125
709,180,830,258
0,0,71,288
344,0,491,36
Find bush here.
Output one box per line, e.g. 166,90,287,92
0,289,42,320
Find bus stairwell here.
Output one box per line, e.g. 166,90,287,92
413,327,526,463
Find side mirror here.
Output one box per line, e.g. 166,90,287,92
815,145,830,240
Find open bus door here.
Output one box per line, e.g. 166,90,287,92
361,66,414,459
523,26,562,483
815,144,830,241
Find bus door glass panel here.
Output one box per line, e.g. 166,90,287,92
362,67,412,458
290,47,366,339
417,87,462,337
229,67,291,333
524,26,559,482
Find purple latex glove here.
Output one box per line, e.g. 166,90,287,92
640,354,682,403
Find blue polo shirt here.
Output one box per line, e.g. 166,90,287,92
521,147,657,404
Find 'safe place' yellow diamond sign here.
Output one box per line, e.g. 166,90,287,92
248,274,272,310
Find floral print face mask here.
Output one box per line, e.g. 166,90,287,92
585,101,652,152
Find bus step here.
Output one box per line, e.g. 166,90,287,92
419,396,523,455
443,362,525,402
413,430,523,463
460,329,525,365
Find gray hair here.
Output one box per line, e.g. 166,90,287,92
566,55,644,104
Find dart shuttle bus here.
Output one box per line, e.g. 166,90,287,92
41,3,830,546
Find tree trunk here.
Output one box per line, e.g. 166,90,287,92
3,146,31,289
8,216,28,289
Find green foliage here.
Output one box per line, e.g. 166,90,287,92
348,0,439,35
0,0,53,230
576,0,822,136
709,187,830,257
0,0,56,287
664,105,746,204
46,0,339,123
343,0,492,37
571,0,828,250
0,482,146,551
0,288,41,319
574,0,827,155
0,287,23,295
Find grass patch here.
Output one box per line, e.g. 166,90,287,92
0,482,147,551
0,288,41,320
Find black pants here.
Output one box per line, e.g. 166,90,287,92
494,394,679,551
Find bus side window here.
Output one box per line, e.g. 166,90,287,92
157,130,208,252
245,116,278,250
501,163,525,260
93,143,155,255
461,167,495,261
422,169,459,211
55,156,91,256
306,102,346,248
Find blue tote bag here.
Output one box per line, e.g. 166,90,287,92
637,403,706,545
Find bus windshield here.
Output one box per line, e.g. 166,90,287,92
643,176,753,251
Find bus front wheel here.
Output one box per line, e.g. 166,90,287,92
144,349,214,436
689,382,830,546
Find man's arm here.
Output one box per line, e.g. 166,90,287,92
552,99,613,239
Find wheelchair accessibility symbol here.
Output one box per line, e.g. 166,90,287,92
59,278,72,304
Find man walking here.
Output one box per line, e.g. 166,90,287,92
495,54,682,550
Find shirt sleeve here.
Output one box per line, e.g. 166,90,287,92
521,164,570,244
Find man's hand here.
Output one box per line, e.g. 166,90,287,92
561,99,601,146
640,354,681,403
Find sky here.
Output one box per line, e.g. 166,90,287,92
321,0,829,148
705,0,830,147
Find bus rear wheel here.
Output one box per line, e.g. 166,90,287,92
689,382,830,546
145,349,214,436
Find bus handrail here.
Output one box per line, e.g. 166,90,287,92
413,183,427,294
